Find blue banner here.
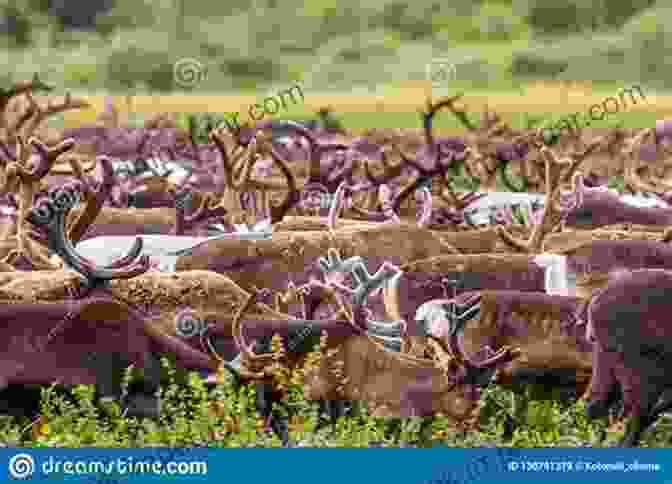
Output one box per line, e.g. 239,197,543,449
0,448,668,483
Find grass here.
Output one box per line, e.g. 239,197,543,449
52,82,668,132
8,358,672,448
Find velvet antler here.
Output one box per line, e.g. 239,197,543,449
27,185,150,288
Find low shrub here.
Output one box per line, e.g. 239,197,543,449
0,357,657,447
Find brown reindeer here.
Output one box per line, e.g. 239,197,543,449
417,284,592,439
18,183,327,428
583,269,672,446
220,253,514,444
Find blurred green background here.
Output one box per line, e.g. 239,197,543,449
0,0,668,93
0,0,669,131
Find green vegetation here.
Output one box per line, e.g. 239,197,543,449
6,357,672,447
0,0,669,94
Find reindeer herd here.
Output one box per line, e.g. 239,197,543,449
1,74,672,446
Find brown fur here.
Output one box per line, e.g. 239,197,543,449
0,269,283,370
544,228,664,253
175,224,531,292
302,333,478,426
459,291,593,395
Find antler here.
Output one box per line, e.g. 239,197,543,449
445,293,520,373
497,139,603,252
262,140,300,224
363,148,405,187
210,128,256,190
170,188,228,235
415,186,433,228
0,137,75,268
430,94,476,133
212,128,300,224
622,127,672,195
438,180,486,212
390,142,469,214
321,253,403,308
433,279,521,381
0,74,53,143
187,114,203,166
20,91,90,140
26,185,150,287
327,181,350,234
65,155,116,244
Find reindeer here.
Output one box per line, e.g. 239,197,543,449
18,182,331,427
583,269,672,446
220,251,517,445
354,98,484,228
416,282,592,439
0,139,230,271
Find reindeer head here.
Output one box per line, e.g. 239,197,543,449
317,248,404,321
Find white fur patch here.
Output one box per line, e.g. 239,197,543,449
619,192,670,209
467,192,545,211
72,226,273,272
414,299,452,338
533,253,571,296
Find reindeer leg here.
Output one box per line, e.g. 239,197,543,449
417,416,435,446
315,400,330,431
617,360,666,447
502,413,516,441
255,381,291,446
649,388,672,421
586,381,622,420
82,350,126,416
621,409,656,447
384,418,403,443
618,394,672,447
123,351,162,419
501,389,530,441
315,399,347,432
